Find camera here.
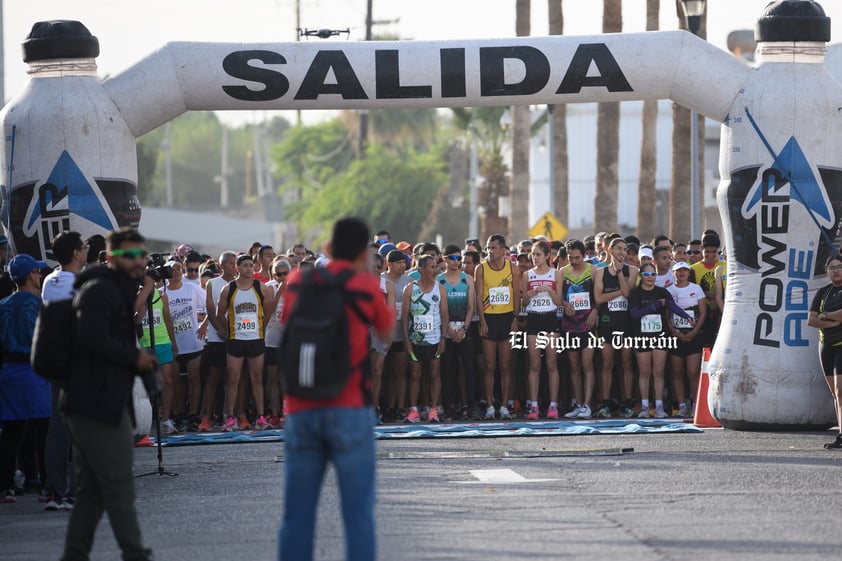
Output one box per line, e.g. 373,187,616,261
146,252,173,282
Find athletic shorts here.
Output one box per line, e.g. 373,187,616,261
526,313,560,336
409,343,440,363
265,345,280,366
484,312,514,342
152,343,174,365
226,339,265,359
820,342,842,377
388,340,405,354
177,350,203,373
598,319,631,342
204,342,227,367
669,333,703,358
566,331,593,352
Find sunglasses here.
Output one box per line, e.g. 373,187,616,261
109,248,148,260
186,267,199,273
640,271,657,277
687,250,702,255
274,271,288,277
446,255,462,261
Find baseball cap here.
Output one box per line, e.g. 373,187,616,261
236,253,253,266
387,250,406,263
378,243,397,258
639,247,654,259
672,261,691,272
396,241,412,252
9,253,48,281
175,243,193,258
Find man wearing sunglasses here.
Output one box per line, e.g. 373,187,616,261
60,227,158,561
183,251,204,285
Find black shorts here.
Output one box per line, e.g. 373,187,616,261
598,318,631,341
409,344,440,363
226,339,265,359
265,345,280,365
820,342,842,377
468,322,483,354
204,342,227,368
526,313,560,336
669,333,703,358
388,340,405,354
484,312,514,342
177,350,203,373
566,331,592,352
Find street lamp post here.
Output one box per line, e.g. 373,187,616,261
681,0,706,240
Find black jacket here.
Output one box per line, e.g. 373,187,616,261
62,265,142,426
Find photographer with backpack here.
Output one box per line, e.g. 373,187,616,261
279,217,394,561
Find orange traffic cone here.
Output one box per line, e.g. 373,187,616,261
694,347,722,428
134,435,154,447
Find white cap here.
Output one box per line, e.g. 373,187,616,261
672,261,691,272
639,247,654,259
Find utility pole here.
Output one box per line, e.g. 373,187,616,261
357,0,373,158
164,122,173,207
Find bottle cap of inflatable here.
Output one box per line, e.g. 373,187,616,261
22,20,100,63
755,1,830,43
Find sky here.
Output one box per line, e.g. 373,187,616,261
5,0,842,126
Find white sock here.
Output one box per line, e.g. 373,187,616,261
526,400,532,409
411,406,418,412
641,399,650,409
550,401,558,408
655,400,663,409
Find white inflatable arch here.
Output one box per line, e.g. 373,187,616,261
1,1,838,430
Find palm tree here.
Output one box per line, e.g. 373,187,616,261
548,0,569,231
595,0,622,234
637,0,659,242
670,0,707,242
510,0,531,242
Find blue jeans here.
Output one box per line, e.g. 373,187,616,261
279,407,376,561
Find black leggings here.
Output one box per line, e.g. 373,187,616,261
441,335,477,408
0,417,49,489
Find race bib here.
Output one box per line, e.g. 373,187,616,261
673,310,695,329
488,286,510,306
641,314,662,333
530,296,554,311
141,308,163,329
413,314,435,334
570,292,591,312
174,317,194,334
235,312,259,335
607,296,628,312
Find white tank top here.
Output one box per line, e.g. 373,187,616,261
525,268,557,314
206,276,228,343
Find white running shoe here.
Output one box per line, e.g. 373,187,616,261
577,404,592,419
654,406,667,419
499,406,512,420
162,419,178,434
485,406,496,420
564,405,582,419
638,408,650,419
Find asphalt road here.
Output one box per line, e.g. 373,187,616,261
3,426,841,561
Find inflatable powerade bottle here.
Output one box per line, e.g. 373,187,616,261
710,1,837,429
0,20,140,262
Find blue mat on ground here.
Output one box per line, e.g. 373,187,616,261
150,419,701,447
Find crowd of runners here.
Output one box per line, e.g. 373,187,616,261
121,227,726,431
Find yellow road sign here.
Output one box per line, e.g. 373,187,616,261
529,212,568,241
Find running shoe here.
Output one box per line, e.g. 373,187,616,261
678,404,689,418
546,404,560,419
428,408,440,423
269,415,285,429
44,492,62,511
405,408,421,423
654,406,667,419
238,415,252,430
564,405,582,419
638,408,651,419
485,405,496,420
499,406,512,420
594,405,612,418
222,416,239,432
622,406,635,418
526,405,540,421
254,415,271,430
197,416,213,432
577,404,592,419
161,419,178,435
512,400,522,418
823,435,842,450
0,489,16,503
